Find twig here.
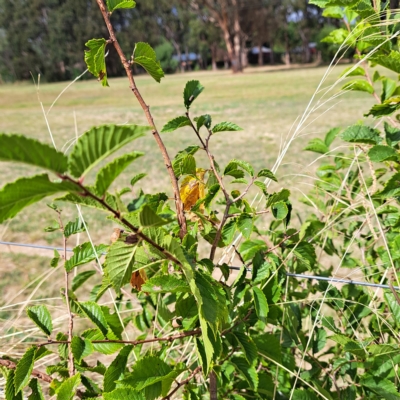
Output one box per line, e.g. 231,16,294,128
37,329,202,347
94,0,187,238
266,230,300,254
185,116,232,261
0,358,52,383
60,175,183,266
162,366,202,400
231,177,256,204
56,212,75,377
227,210,270,218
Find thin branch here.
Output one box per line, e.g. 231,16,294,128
231,177,256,204
0,358,52,383
162,366,202,400
266,230,300,254
94,0,187,238
37,329,201,348
227,209,270,218
60,175,182,266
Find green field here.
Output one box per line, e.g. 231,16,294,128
0,64,375,243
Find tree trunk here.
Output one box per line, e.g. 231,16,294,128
270,39,275,65
285,30,291,66
185,45,190,71
211,44,218,70
231,0,243,72
390,0,400,9
258,43,263,66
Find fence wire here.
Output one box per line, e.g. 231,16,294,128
1,240,399,291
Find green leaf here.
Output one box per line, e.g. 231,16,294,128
71,337,94,363
139,205,171,228
368,145,398,162
254,333,282,363
84,39,108,87
14,347,37,393
365,97,400,117
26,305,52,336
339,66,366,78
141,275,190,293
28,379,44,400
253,287,269,322
103,388,145,400
342,79,374,94
79,302,109,336
194,114,212,131
370,51,400,74
231,356,258,390
95,152,143,196
104,241,136,291
233,331,258,366
385,122,400,147
161,116,191,133
325,127,341,147
104,345,133,392
5,370,22,400
212,122,243,134
131,173,147,186
68,124,146,178
304,138,329,154
133,42,164,83
322,6,344,18
385,292,400,327
56,373,81,400
360,376,400,399
321,28,349,44
65,242,108,272
341,125,381,144
292,389,319,400
0,174,79,224
123,355,181,397
106,0,136,12
236,213,253,239
272,202,289,220
50,250,61,268
257,169,277,181
82,328,123,355
72,270,96,291
377,172,400,198
184,80,204,109
239,240,268,262
181,154,197,176
225,159,254,177
381,78,397,102
63,218,86,238
0,134,68,173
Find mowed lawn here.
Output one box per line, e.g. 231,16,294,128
0,64,376,244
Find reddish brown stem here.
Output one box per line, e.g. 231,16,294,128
37,329,201,347
61,175,182,266
162,366,202,400
95,0,187,238
0,358,52,383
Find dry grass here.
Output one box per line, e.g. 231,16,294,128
0,64,375,243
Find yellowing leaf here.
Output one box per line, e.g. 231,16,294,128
179,169,206,211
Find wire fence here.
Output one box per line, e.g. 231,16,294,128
1,240,399,291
